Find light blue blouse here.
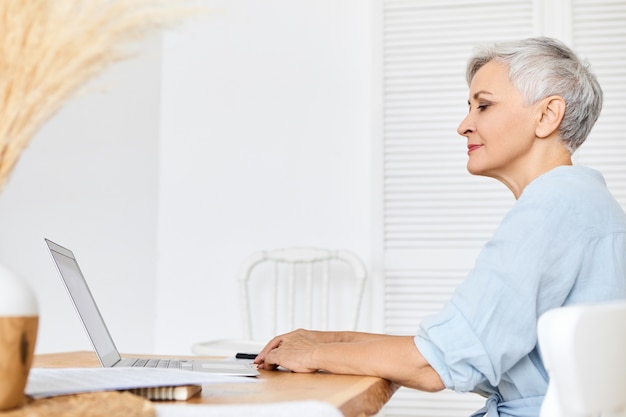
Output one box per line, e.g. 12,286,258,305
415,166,626,417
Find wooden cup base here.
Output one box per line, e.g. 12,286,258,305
0,316,38,411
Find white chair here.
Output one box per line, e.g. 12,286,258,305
538,301,626,417
192,247,368,357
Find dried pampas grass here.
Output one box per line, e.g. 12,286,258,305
0,0,198,191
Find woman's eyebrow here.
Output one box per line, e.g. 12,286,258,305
473,90,494,100
468,90,494,105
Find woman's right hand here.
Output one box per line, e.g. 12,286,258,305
254,328,321,371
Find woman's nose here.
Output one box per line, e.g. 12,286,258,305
457,113,474,137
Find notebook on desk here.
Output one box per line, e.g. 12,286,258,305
44,238,259,378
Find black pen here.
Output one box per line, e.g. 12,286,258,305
235,352,258,360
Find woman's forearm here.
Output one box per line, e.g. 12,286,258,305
315,330,395,343
257,331,445,392
310,335,444,392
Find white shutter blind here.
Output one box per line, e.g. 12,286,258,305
571,0,626,207
379,1,533,415
378,1,626,416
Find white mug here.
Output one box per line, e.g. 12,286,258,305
0,264,38,411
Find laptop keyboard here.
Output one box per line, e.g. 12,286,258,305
126,358,192,369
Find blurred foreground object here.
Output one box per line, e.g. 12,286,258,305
538,301,626,417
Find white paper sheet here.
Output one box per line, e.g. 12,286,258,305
155,400,343,417
26,367,258,399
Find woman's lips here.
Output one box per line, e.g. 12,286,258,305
467,144,482,154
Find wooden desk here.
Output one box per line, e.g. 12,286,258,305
33,351,398,417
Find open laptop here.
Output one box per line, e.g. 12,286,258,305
44,238,259,377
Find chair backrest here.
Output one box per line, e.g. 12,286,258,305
538,301,626,417
238,248,367,340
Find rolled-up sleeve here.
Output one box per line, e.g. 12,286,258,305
415,188,585,392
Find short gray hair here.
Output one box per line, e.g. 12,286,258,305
466,37,603,153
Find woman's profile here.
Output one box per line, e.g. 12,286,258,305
255,37,626,417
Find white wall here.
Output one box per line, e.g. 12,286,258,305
156,0,373,353
0,0,373,355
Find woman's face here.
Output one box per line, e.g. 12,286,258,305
457,61,538,182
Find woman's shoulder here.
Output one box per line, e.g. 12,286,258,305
518,165,626,228
530,165,604,188
523,165,610,203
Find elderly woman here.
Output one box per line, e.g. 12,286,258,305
255,37,626,417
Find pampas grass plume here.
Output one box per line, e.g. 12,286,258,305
0,0,198,191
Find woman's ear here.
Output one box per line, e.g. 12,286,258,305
536,95,566,139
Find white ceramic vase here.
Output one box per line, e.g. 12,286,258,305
0,264,38,410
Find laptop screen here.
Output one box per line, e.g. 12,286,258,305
45,239,121,367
